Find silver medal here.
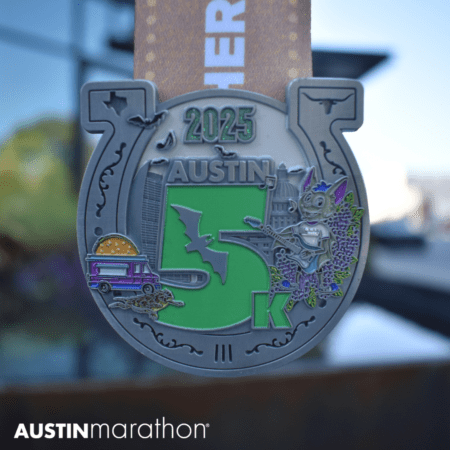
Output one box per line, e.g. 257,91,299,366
77,78,368,376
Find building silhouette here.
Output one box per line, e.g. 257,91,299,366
141,172,210,289
269,163,300,231
221,164,301,265
141,172,163,270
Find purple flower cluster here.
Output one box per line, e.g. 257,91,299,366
274,251,297,283
272,199,362,307
325,202,361,271
320,201,361,292
289,273,319,303
274,250,319,303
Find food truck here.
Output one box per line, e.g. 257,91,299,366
86,254,161,293
86,234,160,294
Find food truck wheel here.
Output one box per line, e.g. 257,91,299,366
99,282,111,294
142,283,154,294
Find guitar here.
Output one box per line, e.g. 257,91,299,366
243,216,324,273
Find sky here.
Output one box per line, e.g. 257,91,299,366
313,0,450,172
312,0,450,222
1,0,450,222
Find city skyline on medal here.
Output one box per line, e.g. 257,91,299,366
78,79,368,375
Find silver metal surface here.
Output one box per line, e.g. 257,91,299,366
77,78,368,376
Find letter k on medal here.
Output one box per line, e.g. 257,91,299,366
78,78,369,376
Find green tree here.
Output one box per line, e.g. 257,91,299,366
0,119,78,250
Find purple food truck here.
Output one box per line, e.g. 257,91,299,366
86,254,161,294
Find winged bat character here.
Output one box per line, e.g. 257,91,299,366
127,110,168,129
171,205,228,284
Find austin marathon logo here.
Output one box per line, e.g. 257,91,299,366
14,418,209,440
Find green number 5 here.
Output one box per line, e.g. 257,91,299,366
237,107,255,142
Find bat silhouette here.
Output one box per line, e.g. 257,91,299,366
302,93,353,115
127,110,168,128
172,205,228,284
214,144,237,159
150,157,169,166
288,165,304,174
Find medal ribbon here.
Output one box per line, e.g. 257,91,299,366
134,0,312,102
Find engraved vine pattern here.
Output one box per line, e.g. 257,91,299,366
245,316,316,355
96,143,125,217
133,318,204,356
320,141,346,176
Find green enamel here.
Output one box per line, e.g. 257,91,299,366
159,185,269,330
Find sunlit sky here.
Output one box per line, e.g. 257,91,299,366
312,0,450,222
312,0,450,167
1,0,449,222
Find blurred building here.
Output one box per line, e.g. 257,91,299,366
408,173,450,238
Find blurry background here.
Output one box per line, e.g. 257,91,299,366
1,0,450,448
